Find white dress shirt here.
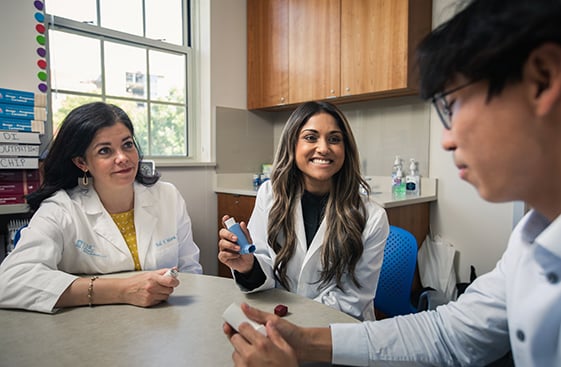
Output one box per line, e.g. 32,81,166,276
331,209,561,366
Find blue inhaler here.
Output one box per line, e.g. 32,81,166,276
225,217,255,255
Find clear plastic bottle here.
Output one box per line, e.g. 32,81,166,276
406,159,420,196
391,156,405,196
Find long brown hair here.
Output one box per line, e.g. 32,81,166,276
268,101,369,291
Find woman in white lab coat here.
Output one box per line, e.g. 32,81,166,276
0,102,202,313
218,101,388,320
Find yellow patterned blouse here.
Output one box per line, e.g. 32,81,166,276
110,209,141,271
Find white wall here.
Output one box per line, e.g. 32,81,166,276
0,1,42,92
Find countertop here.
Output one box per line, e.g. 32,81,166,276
215,174,437,208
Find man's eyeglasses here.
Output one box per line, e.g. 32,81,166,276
431,81,476,130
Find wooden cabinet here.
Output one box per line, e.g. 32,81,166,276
247,0,288,109
247,0,432,110
216,193,256,278
288,0,340,104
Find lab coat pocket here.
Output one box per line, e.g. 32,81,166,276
153,234,180,268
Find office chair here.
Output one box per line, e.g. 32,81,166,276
374,225,419,317
12,224,28,249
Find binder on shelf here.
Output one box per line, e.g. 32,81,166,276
0,168,41,207
0,130,41,144
0,180,40,195
0,103,47,121
0,118,45,134
0,88,46,107
0,169,41,182
0,157,39,169
0,144,40,157
0,195,26,205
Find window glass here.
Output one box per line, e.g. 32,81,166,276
150,104,187,156
45,0,97,24
100,0,143,36
145,0,183,45
105,42,147,99
49,31,101,94
149,50,185,103
51,93,102,135
45,0,191,158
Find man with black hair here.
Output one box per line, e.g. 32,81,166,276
223,0,561,365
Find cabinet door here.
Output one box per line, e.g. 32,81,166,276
216,193,257,278
340,0,432,96
288,0,340,104
247,0,289,109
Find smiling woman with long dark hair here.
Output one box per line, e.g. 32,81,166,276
218,101,389,321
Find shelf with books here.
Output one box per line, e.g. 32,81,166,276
0,88,46,214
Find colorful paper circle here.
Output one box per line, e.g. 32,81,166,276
37,71,47,81
36,47,46,57
36,35,45,45
34,12,44,23
37,60,47,69
34,1,44,11
36,24,46,34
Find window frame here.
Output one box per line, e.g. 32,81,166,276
44,0,203,163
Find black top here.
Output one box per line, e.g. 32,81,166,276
235,191,329,290
301,190,329,247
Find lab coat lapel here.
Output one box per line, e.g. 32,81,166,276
295,201,325,270
81,188,131,256
294,202,309,256
134,183,158,268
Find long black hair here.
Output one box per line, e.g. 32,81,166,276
268,101,369,291
26,102,159,211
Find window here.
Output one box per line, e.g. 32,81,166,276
45,0,192,158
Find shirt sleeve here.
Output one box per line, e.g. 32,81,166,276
233,259,266,290
330,252,512,366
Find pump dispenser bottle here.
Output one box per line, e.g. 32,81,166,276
406,159,420,196
391,156,405,196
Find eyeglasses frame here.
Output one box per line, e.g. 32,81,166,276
431,81,477,130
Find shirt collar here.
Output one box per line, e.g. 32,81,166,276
524,210,561,258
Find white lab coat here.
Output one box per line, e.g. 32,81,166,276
239,181,389,321
0,181,202,313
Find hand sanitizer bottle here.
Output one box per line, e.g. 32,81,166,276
391,156,405,196
406,159,420,196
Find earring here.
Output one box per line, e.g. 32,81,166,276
78,170,91,190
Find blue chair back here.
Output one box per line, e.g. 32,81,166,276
13,224,28,248
374,225,418,317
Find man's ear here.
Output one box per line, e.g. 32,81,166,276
524,43,561,117
72,156,87,172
